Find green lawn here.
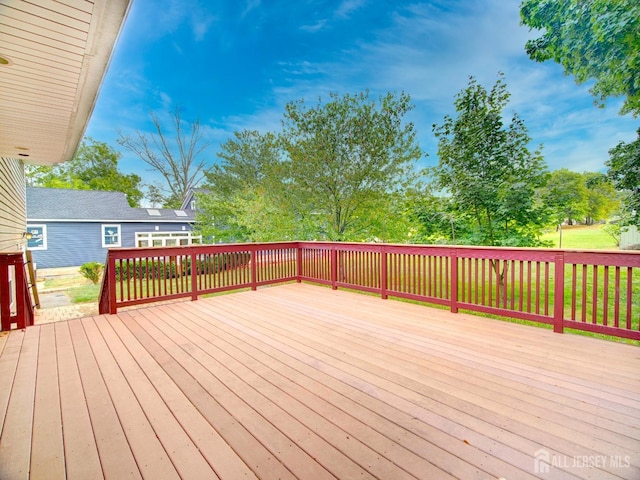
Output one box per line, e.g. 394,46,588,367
540,224,617,249
69,284,101,303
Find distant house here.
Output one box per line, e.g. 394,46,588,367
26,187,199,269
621,225,640,249
180,187,209,212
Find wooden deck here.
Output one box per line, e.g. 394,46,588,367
0,283,638,480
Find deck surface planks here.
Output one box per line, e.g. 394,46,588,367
0,283,639,479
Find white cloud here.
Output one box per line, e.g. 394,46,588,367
300,19,328,33
335,0,367,19
242,0,261,18
258,0,636,172
190,13,216,42
91,0,638,177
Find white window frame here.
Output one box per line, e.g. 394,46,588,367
102,224,121,248
135,231,201,247
26,224,47,250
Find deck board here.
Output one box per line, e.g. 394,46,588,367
54,321,103,480
30,324,65,480
242,292,638,454
67,319,142,479
1,283,639,479
0,328,38,480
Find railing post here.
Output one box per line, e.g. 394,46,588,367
251,245,258,291
450,248,458,313
381,247,388,299
0,254,35,330
14,255,28,329
331,247,338,290
191,251,198,301
296,245,302,283
553,251,565,334
108,253,117,314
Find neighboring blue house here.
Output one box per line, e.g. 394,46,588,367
26,187,199,268
180,187,208,212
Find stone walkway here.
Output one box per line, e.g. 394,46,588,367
34,301,98,325
34,289,99,324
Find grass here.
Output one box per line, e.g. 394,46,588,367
69,284,101,303
43,275,92,289
41,272,100,303
541,224,617,249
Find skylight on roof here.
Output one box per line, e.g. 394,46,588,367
147,209,161,216
174,210,188,217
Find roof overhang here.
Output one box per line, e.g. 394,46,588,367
0,0,132,165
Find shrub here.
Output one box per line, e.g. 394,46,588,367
80,262,104,284
112,252,253,281
115,260,178,281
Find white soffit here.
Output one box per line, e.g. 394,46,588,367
0,0,132,165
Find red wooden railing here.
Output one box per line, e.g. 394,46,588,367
99,242,640,341
0,253,35,331
99,243,298,314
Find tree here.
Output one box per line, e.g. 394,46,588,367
117,108,211,208
583,172,618,225
145,183,167,208
431,75,549,247
197,91,422,243
521,0,640,116
541,169,589,226
280,91,422,241
607,129,640,225
197,130,293,242
25,138,143,206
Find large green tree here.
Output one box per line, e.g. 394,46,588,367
198,91,422,242
431,75,549,246
280,91,421,241
521,0,640,116
521,0,640,227
25,138,143,206
607,129,640,225
583,172,619,225
197,130,293,242
541,169,589,226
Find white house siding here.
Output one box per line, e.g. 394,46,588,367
0,157,26,253
621,225,640,249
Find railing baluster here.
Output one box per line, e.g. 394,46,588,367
95,242,639,341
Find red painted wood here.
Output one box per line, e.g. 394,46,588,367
99,243,640,340
553,252,565,334
0,253,35,331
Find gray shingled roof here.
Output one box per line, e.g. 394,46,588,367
27,187,195,222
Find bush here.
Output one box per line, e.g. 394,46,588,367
113,253,253,281
191,252,252,275
115,260,178,281
80,262,104,284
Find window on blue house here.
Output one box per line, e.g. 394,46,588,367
102,224,121,247
26,225,47,250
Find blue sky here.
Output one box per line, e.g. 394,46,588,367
85,0,639,190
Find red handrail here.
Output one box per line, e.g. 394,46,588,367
99,242,640,341
0,253,35,331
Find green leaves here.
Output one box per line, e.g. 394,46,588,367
521,0,640,116
431,75,549,246
606,129,640,225
198,91,422,242
25,138,143,207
